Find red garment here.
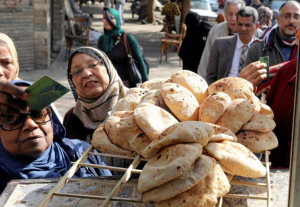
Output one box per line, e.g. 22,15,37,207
266,58,297,168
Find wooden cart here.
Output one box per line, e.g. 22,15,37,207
33,146,272,207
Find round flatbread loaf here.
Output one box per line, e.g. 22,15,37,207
140,78,172,90
208,123,237,142
259,102,274,119
142,121,214,158
171,70,208,104
161,83,199,121
140,89,170,111
249,93,261,113
241,112,276,133
133,103,178,140
208,77,253,100
137,143,203,193
155,158,230,207
205,141,266,178
236,130,278,153
142,155,214,203
198,92,231,123
105,111,151,153
91,124,134,156
216,99,254,133
111,88,148,114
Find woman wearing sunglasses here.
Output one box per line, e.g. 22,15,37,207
0,80,111,194
97,8,149,87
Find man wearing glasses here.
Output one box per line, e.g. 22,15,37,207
240,1,300,87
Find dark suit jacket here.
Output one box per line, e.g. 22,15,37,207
206,35,238,85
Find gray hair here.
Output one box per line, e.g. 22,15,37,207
279,1,300,13
224,0,245,14
237,6,259,23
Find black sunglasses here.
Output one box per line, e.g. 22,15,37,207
0,106,53,131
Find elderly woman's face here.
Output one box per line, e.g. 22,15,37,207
70,53,109,98
0,105,53,158
0,45,16,81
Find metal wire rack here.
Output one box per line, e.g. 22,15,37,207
36,147,272,207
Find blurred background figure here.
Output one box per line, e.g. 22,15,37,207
161,0,181,33
98,8,148,87
104,0,114,8
216,13,225,24
179,12,212,73
251,0,263,9
115,0,125,25
272,9,279,25
257,6,273,31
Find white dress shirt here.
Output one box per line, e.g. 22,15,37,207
228,35,254,77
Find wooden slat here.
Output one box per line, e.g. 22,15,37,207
36,146,94,207
101,155,141,207
223,194,268,200
52,192,143,203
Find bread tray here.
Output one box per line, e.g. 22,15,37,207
36,146,272,207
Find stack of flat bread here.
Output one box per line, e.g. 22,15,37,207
91,71,278,207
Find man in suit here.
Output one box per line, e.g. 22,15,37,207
206,7,260,85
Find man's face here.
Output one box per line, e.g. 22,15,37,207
238,16,259,44
225,3,242,33
277,3,300,38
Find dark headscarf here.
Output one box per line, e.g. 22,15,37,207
67,47,127,129
98,8,124,53
0,80,111,193
178,12,212,72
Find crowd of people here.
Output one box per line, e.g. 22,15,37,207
0,0,299,196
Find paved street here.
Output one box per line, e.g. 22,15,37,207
19,2,183,118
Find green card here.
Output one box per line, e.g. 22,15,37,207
26,76,70,111
260,56,269,78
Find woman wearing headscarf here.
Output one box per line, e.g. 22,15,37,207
97,8,148,87
178,12,212,73
0,33,30,124
63,47,127,142
0,80,111,194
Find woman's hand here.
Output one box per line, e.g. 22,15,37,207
240,61,267,88
0,81,30,124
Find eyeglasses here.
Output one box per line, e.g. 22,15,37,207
69,61,104,77
0,106,53,131
280,13,300,22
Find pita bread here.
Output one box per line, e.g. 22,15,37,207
161,83,199,121
208,123,237,142
91,124,134,156
241,112,276,133
138,143,203,193
259,102,274,119
216,99,254,133
111,88,148,114
205,141,266,178
155,158,230,207
140,89,170,111
199,92,232,123
105,111,152,153
142,121,214,158
142,155,214,203
133,103,178,140
171,70,208,104
140,78,172,90
208,77,253,100
236,130,278,153
249,93,261,113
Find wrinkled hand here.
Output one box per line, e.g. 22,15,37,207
0,81,30,124
240,61,267,89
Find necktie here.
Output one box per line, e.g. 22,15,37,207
238,45,249,73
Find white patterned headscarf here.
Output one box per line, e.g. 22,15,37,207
67,47,127,129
